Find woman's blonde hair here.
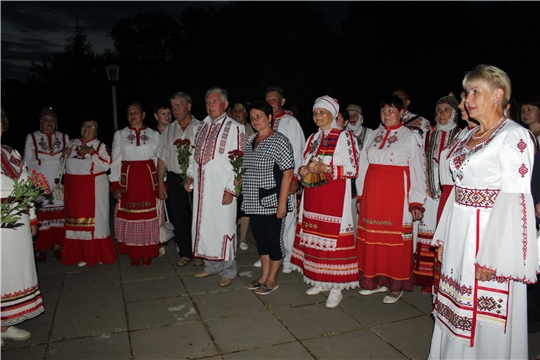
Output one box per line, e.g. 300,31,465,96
462,64,512,107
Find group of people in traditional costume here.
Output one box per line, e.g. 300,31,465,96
2,64,539,359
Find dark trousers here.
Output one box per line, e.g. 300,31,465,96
166,172,193,258
251,214,285,261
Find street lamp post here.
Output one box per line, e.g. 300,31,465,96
106,64,120,131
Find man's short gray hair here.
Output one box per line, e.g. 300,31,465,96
169,91,193,105
205,87,228,102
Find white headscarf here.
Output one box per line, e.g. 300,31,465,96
313,95,340,130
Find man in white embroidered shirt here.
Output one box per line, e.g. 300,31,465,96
185,88,246,287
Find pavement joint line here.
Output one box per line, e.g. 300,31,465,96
119,258,136,359
42,264,67,358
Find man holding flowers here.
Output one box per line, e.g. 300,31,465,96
156,91,201,267
184,88,245,287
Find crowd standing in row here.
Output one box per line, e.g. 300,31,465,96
1,64,539,359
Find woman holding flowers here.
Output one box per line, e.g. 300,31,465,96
61,118,117,267
291,96,360,308
109,102,161,266
241,101,294,295
1,109,45,345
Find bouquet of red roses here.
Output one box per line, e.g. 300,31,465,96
174,138,192,185
1,169,50,227
228,149,247,196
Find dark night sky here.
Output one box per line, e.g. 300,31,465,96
1,1,350,82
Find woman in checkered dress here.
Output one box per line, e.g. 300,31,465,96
241,101,294,295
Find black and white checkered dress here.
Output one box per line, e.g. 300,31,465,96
241,132,295,215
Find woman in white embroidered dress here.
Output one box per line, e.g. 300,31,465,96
1,109,45,345
356,95,426,304
61,119,117,267
109,103,161,266
24,106,69,262
432,92,478,296
292,96,360,309
414,95,461,294
429,64,538,358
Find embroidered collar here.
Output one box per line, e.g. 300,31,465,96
385,122,402,131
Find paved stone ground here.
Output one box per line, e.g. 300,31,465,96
2,226,540,360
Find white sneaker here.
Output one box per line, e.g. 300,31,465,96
359,286,389,296
239,242,249,251
1,326,31,341
253,259,261,267
326,289,343,308
282,263,292,274
77,262,87,267
306,286,328,295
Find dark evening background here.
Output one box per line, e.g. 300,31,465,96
1,1,539,152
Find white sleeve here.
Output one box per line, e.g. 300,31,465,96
92,142,112,173
476,126,539,283
331,131,359,180
355,131,377,198
23,133,38,170
408,132,427,206
108,131,122,183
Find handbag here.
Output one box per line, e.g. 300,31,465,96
159,200,175,244
52,140,74,201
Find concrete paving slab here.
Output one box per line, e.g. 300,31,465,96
403,286,435,315
275,304,361,340
206,312,295,353
130,322,218,359
192,288,267,320
120,261,179,283
41,290,59,315
46,332,131,360
62,267,121,289
35,256,67,276
50,304,127,341
0,312,53,350
123,276,187,303
340,291,423,327
126,296,199,330
182,275,243,295
371,315,433,359
117,253,133,267
0,343,47,359
254,281,327,311
57,283,124,311
235,252,261,269
36,273,65,293
302,328,407,359
224,341,313,359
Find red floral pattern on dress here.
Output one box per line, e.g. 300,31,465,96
387,134,398,145
517,139,527,153
518,163,528,178
521,193,528,263
140,132,149,144
127,132,136,144
373,135,383,146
